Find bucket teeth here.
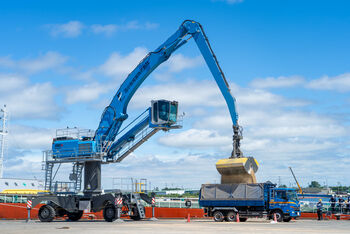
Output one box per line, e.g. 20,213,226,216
216,157,259,184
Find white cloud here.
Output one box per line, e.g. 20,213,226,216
51,21,159,37
0,51,68,74
0,74,61,119
307,73,350,92
65,82,111,104
164,54,203,73
213,0,244,4
0,56,15,67
18,51,68,73
8,125,54,150
130,80,225,110
91,24,117,36
46,21,84,38
158,129,231,149
100,47,149,78
121,21,159,30
0,74,27,92
130,80,308,111
250,76,304,89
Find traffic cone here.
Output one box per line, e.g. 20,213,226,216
236,213,240,222
274,213,277,222
187,213,190,222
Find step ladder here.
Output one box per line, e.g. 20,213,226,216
44,162,54,191
132,193,146,219
72,163,84,192
113,127,160,163
137,203,146,219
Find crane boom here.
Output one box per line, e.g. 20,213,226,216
94,20,242,158
289,166,303,194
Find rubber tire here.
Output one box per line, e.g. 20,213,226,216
38,205,56,222
103,205,116,222
283,217,292,222
130,206,145,221
239,217,248,222
225,211,236,222
67,211,83,221
213,211,224,222
272,210,284,222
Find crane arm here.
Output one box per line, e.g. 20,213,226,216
289,167,303,194
94,20,242,157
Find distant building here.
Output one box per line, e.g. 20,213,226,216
302,187,332,195
155,189,185,196
0,178,44,194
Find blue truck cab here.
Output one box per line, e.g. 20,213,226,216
199,183,300,222
269,187,300,221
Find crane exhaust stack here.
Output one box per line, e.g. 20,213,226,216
216,157,259,184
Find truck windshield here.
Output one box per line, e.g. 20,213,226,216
287,190,299,202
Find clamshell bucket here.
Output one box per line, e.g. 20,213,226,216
216,157,259,184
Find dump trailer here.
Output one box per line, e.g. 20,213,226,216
199,183,300,222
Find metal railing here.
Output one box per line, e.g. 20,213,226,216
300,201,350,214
0,194,28,203
56,128,94,139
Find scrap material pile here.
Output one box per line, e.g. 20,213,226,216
216,157,259,184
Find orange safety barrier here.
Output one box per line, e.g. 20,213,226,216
1,203,350,221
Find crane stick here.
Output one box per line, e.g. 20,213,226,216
289,167,303,194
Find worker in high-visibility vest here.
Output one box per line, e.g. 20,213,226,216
316,199,323,221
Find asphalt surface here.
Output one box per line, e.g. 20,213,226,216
1,218,350,233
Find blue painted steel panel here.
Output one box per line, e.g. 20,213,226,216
52,139,97,158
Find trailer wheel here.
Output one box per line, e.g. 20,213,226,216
239,217,248,222
283,217,292,222
272,210,283,222
67,211,83,221
38,205,56,222
103,205,116,222
225,211,236,222
213,211,224,222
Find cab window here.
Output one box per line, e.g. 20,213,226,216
152,102,158,122
275,190,287,200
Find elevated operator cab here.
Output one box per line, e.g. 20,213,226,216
151,100,178,126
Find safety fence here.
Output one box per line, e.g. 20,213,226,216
2,194,349,214
0,194,28,203
300,201,350,214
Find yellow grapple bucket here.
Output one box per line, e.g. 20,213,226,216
216,157,259,184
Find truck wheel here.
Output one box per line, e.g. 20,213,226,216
67,211,83,221
103,205,116,222
130,206,145,221
225,211,236,222
272,210,283,222
38,205,56,222
283,217,292,222
239,217,248,222
213,211,224,222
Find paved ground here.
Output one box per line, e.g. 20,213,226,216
1,218,350,234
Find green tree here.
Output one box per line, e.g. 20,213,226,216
309,181,321,188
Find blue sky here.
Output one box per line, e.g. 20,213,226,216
0,0,349,189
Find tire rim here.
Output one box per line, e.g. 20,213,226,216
275,212,281,220
41,208,49,219
106,208,114,218
214,213,222,220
